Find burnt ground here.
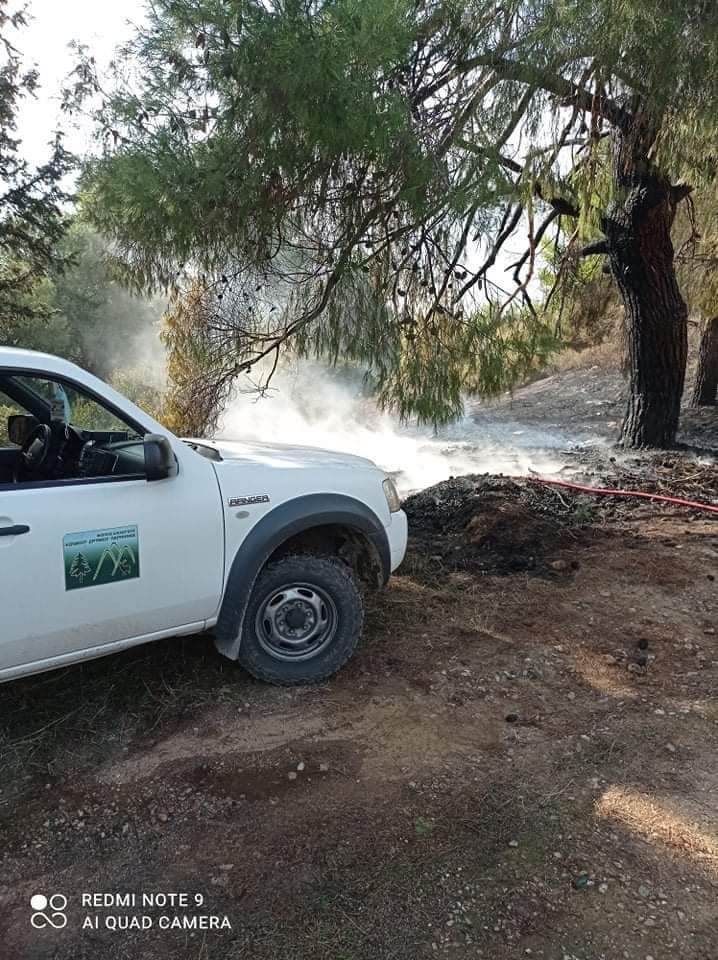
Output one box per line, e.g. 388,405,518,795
472,364,718,452
1,447,718,960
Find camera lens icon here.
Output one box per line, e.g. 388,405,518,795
30,893,67,930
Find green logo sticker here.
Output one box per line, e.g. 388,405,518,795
63,526,140,591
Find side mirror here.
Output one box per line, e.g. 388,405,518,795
144,434,178,482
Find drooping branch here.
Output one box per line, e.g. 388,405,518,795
456,203,523,300
419,53,633,134
489,58,633,133
535,184,580,219
508,209,561,286
670,183,693,204
580,239,610,257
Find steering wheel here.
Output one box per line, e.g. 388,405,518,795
14,423,54,481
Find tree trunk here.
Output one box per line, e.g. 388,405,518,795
602,120,688,448
690,317,718,406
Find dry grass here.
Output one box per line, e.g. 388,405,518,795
547,311,709,380
548,338,626,374
0,633,239,803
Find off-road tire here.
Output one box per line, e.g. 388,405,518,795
237,554,364,685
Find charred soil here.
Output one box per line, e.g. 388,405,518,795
1,458,717,960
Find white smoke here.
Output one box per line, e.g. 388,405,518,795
218,361,576,495
125,319,169,388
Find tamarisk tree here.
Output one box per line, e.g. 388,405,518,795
80,0,718,443
676,189,718,407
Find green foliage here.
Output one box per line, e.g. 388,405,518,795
161,280,227,435
80,0,426,282
297,274,558,424
50,222,166,380
538,230,617,347
77,0,718,425
110,368,165,422
674,184,718,321
2,221,166,388
413,816,435,837
0,402,18,444
0,0,75,333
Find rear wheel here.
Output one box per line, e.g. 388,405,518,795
238,554,364,685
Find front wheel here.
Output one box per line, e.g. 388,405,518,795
238,554,364,685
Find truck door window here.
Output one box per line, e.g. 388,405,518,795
11,376,140,436
0,372,150,487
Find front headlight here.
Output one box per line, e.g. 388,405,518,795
382,477,401,513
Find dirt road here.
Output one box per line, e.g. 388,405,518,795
1,469,717,959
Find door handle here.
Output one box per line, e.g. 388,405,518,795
0,524,30,537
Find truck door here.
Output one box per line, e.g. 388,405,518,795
0,370,224,675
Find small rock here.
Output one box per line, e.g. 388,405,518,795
567,691,576,701
157,811,169,823
319,763,329,773
297,761,305,772
288,772,298,781
598,883,609,894
549,560,569,571
665,742,676,753
638,884,651,898
508,839,519,848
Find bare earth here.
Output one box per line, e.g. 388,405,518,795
1,376,718,959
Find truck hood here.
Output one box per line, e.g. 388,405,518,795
187,437,380,472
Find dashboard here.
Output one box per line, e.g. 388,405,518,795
42,422,147,481
76,437,147,479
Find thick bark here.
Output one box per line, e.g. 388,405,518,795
690,317,718,407
602,122,688,448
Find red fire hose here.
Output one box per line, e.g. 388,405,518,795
531,476,718,515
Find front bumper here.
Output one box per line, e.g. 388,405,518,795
386,509,408,573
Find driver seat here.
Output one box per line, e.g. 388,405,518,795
2,416,40,483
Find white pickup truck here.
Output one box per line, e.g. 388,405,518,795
0,348,407,685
